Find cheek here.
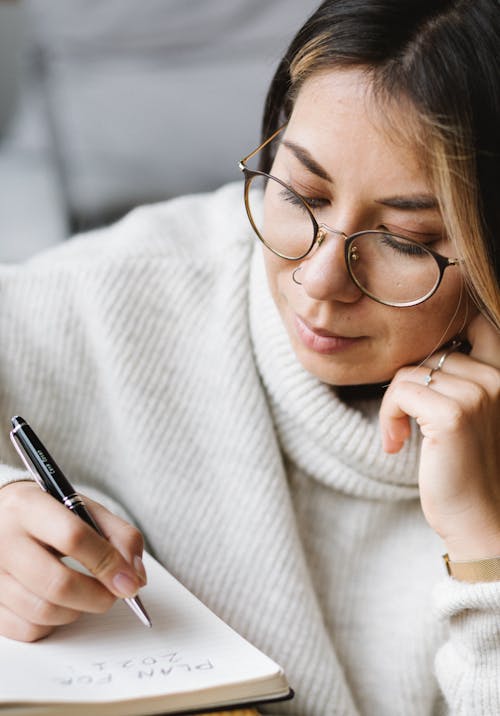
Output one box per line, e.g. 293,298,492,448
385,277,467,358
262,251,292,304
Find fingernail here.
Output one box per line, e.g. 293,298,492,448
382,431,400,454
382,434,393,453
133,555,147,584
113,572,139,597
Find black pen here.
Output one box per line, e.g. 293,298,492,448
9,416,152,628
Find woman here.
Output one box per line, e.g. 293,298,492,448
0,1,498,714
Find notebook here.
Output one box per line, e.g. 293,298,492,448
0,553,291,715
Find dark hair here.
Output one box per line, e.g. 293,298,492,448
260,0,500,328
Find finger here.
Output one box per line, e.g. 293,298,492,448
385,368,496,444
83,497,147,582
380,373,457,452
423,352,499,396
382,357,499,453
380,413,412,453
15,491,145,598
0,603,54,643
1,536,117,613
412,371,498,459
0,569,81,626
382,378,460,432
380,374,498,521
466,313,500,368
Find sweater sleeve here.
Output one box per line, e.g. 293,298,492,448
0,463,33,488
0,467,135,524
0,185,246,537
433,577,500,714
0,212,150,524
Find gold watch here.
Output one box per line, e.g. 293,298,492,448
443,553,500,583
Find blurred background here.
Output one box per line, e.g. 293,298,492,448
0,0,313,262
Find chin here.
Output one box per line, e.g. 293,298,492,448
295,349,390,387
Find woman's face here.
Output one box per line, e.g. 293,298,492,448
262,68,469,386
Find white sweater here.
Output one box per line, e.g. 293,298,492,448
1,183,499,716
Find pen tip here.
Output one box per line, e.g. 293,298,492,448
11,416,26,429
125,595,153,628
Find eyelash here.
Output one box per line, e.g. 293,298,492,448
280,186,329,211
381,224,444,247
279,186,443,245
379,232,429,256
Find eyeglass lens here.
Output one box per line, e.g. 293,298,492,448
246,174,441,305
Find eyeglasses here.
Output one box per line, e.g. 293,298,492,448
239,125,460,307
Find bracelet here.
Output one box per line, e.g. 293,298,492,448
443,553,500,583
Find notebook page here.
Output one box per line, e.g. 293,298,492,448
0,554,284,706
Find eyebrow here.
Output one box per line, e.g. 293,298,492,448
282,140,333,182
375,195,439,210
283,139,439,211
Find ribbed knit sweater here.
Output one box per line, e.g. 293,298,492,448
1,183,499,716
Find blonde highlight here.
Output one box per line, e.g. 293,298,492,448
429,132,500,330
289,32,332,90
282,27,500,332
260,1,499,332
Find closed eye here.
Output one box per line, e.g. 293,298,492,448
302,196,329,210
382,223,444,243
279,186,329,211
379,233,429,257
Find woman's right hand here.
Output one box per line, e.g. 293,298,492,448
0,481,147,642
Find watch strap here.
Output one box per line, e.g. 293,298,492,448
443,553,500,583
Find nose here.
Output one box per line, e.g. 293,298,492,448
298,226,364,303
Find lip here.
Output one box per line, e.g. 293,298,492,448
294,314,363,354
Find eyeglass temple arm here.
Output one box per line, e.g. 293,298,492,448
238,123,287,169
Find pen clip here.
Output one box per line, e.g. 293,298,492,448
9,430,48,492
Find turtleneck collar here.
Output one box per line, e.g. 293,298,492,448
248,244,421,501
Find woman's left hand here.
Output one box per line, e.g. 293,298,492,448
380,313,500,560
